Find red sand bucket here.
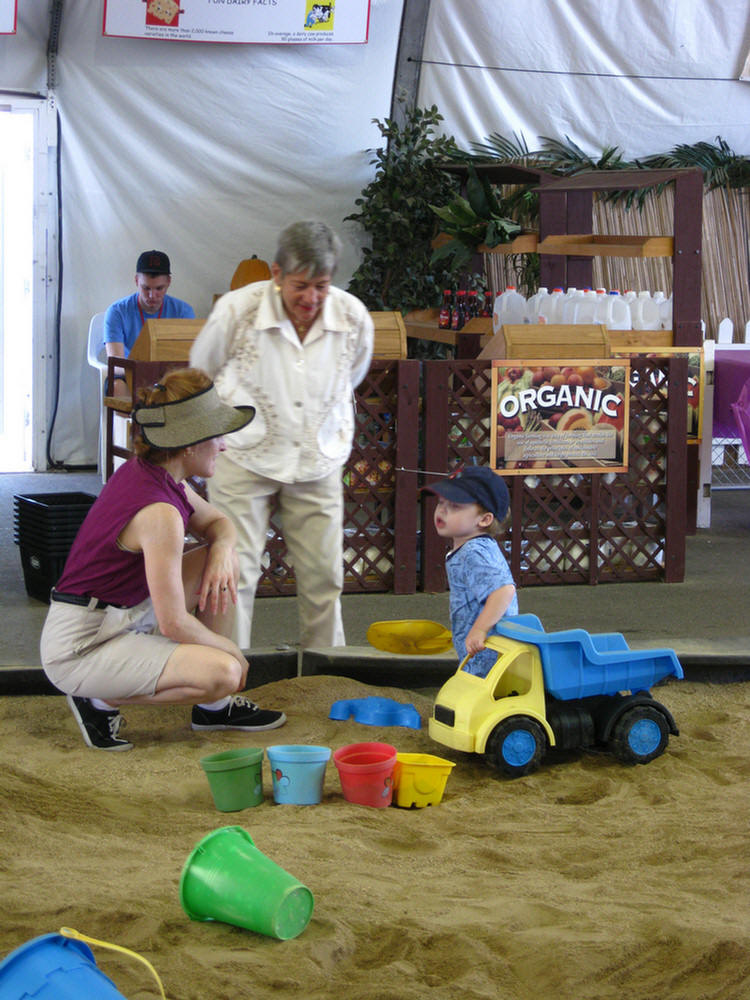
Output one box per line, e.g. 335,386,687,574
333,742,397,808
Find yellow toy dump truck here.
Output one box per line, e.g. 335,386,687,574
429,614,682,778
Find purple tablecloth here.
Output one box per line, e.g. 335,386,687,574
713,349,750,437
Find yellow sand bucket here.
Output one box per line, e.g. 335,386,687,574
392,753,456,808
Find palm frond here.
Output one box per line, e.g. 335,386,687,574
639,137,744,190
470,131,537,163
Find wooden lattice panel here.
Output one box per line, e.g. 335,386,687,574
256,361,416,596
255,355,685,598
422,357,684,591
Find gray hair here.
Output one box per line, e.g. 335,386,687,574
274,220,341,278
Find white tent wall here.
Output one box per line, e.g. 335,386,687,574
4,0,750,468
1,5,47,91
418,0,750,159
1,0,403,467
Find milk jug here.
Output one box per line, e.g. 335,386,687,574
658,292,673,330
631,290,660,330
604,290,632,330
574,289,599,324
539,287,565,324
560,288,583,324
493,285,528,334
525,287,549,324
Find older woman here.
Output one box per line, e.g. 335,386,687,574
40,368,286,750
190,220,374,651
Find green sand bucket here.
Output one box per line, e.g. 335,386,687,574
200,748,264,812
179,826,314,940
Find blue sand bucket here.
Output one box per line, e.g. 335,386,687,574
267,745,331,805
0,933,128,999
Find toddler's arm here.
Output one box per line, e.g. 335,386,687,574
464,584,517,655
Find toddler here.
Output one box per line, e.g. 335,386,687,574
428,466,518,676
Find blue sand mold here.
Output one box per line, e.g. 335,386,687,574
329,696,421,730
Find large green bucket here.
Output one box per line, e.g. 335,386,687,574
179,826,314,940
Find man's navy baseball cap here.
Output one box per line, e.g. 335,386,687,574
426,465,510,521
136,250,171,275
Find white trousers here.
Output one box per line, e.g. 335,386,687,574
209,453,345,651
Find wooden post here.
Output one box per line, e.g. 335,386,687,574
664,355,688,581
393,360,420,593
421,361,450,592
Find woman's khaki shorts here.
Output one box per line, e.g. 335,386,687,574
40,597,177,700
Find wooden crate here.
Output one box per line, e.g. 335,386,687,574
129,318,205,362
478,324,611,360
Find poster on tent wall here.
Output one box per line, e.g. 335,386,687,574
490,360,630,476
0,0,17,34
103,0,370,44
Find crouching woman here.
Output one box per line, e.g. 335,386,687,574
41,368,285,750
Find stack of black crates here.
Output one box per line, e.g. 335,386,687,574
13,492,96,603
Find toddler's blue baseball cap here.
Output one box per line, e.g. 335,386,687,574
426,466,509,521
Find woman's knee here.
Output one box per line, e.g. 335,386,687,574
207,653,245,697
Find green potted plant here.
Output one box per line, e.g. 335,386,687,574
345,104,486,354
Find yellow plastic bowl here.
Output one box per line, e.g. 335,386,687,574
392,752,456,808
366,620,453,655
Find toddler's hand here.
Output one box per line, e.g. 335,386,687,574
465,626,487,656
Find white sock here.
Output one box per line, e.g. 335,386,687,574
198,696,232,711
90,698,117,711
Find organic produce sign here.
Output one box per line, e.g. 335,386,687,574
612,348,702,443
490,360,630,475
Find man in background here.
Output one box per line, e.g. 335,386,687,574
104,250,195,396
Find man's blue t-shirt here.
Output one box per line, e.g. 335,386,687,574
103,293,195,355
446,534,518,677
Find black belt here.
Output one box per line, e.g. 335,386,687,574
50,590,114,611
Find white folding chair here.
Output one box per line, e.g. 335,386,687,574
86,312,108,481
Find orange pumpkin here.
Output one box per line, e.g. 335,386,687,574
230,255,272,290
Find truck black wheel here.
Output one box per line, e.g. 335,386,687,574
610,705,669,765
485,718,546,778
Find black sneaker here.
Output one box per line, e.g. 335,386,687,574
66,695,133,752
191,695,286,732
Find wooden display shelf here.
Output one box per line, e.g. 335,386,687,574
479,232,539,255
432,232,538,254
608,329,674,350
404,311,493,349
536,234,674,258
404,308,456,347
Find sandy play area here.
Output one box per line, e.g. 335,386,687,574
0,673,748,1000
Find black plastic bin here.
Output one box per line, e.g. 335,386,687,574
13,492,96,603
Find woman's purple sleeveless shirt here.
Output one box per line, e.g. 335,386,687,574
56,458,194,607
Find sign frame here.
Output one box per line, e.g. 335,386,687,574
0,0,16,34
490,359,631,476
102,0,371,45
611,346,703,443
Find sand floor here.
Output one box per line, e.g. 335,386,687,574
0,674,749,1000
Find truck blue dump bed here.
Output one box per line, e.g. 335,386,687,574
494,618,683,700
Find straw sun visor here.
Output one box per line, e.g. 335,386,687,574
132,384,255,449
